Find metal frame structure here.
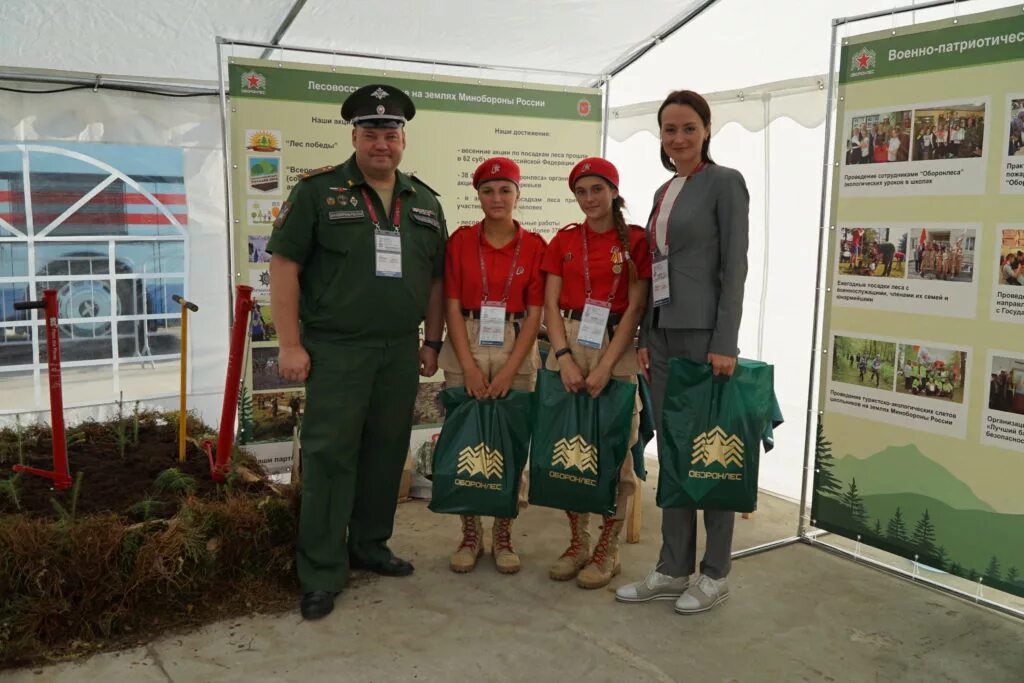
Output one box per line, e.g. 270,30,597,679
725,0,1024,621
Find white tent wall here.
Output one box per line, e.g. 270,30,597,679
0,80,229,427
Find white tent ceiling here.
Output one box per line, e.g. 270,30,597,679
0,0,710,86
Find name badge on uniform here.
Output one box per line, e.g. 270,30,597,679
478,302,506,347
577,299,611,349
375,229,402,278
652,255,671,307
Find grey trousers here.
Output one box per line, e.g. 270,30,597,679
648,327,736,580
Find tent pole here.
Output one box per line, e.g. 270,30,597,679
836,0,966,26
260,0,310,60
796,19,840,541
0,70,215,95
216,41,237,331
600,77,610,158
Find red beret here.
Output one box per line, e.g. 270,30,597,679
473,156,521,189
569,157,619,190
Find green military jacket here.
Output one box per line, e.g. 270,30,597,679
267,154,447,344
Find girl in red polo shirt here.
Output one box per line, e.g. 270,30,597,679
541,157,651,590
437,156,546,575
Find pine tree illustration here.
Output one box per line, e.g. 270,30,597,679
236,385,255,444
967,568,979,582
813,423,843,498
886,506,908,543
985,556,1002,581
933,545,948,571
1006,567,1019,585
840,478,868,529
949,562,963,577
873,519,883,537
911,509,937,558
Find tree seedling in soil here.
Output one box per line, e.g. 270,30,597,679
0,473,22,510
49,470,84,523
127,497,167,522
153,467,197,496
114,392,129,459
132,401,141,446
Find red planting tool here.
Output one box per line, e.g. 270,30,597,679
12,289,72,490
209,285,254,482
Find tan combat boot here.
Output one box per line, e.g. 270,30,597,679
577,517,624,589
549,511,591,581
450,515,484,573
492,518,521,574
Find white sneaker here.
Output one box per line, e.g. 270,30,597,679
674,574,729,614
615,569,690,603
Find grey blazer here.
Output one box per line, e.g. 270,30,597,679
639,163,749,356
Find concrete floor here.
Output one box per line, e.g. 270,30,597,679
4,470,1023,683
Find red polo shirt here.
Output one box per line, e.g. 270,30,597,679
444,222,547,313
540,222,651,314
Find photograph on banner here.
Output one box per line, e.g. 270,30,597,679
413,380,445,426
252,345,301,392
249,300,276,342
839,98,989,197
826,332,969,439
832,223,979,318
247,155,282,194
246,199,283,227
991,226,1024,323
983,351,1024,452
830,335,896,392
250,389,304,443
909,105,985,161
1002,95,1024,193
248,266,271,301
247,234,270,264
895,344,966,404
836,227,906,278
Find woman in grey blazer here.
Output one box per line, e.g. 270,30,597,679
615,90,749,614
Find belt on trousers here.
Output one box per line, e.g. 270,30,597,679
561,308,623,327
462,308,526,321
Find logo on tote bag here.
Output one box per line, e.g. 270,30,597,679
550,436,599,486
455,444,504,490
690,427,744,481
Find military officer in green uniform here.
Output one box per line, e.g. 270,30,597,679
267,83,447,620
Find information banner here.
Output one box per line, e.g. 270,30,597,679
814,8,1024,598
226,58,602,474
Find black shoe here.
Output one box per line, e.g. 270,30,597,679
350,555,415,577
300,591,337,620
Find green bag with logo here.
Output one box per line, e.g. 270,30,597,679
528,369,637,516
657,358,782,513
428,387,532,518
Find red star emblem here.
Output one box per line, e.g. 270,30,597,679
857,53,871,69
247,74,261,88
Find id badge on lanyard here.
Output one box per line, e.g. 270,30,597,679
477,226,522,347
652,256,671,307
366,188,403,278
374,229,402,278
478,302,506,347
577,298,611,349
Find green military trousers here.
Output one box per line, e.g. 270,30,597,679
297,334,419,592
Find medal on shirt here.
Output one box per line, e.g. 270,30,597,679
477,225,522,347
575,225,618,350
364,188,403,278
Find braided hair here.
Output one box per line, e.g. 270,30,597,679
611,195,637,282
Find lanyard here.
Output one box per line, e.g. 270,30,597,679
647,160,706,256
361,187,402,231
478,224,523,304
580,222,622,303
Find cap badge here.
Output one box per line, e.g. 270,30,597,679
491,163,501,174
376,105,386,114
371,87,389,100
582,163,591,172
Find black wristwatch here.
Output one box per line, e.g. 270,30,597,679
423,340,443,353
554,347,572,360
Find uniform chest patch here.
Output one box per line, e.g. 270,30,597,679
329,209,364,221
410,210,440,231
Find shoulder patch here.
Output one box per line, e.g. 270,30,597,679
272,201,292,230
300,165,335,180
410,174,441,196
